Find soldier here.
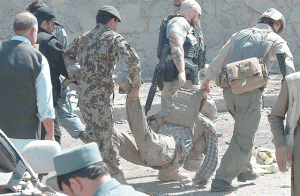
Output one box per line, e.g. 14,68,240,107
63,5,141,183
200,8,295,191
0,12,55,140
159,0,206,110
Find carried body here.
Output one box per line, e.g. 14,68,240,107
118,87,218,185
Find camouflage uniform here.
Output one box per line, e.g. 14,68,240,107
63,23,141,175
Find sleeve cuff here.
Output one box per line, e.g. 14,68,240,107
37,107,55,121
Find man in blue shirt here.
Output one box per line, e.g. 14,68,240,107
26,0,86,142
53,143,148,196
0,12,55,140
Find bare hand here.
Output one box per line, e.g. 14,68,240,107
200,64,209,75
128,88,139,100
200,77,211,93
178,72,186,87
45,133,55,141
276,146,292,172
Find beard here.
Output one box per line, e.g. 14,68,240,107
191,19,197,28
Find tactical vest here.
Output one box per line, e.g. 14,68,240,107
230,28,272,63
0,40,42,139
157,14,203,62
157,15,205,84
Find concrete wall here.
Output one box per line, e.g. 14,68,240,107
1,0,300,79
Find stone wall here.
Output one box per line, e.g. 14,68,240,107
1,0,300,79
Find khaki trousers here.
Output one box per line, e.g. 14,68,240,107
215,88,263,183
118,97,177,167
118,97,206,170
161,80,193,110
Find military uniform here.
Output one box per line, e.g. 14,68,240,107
118,89,218,184
63,23,141,175
205,23,295,185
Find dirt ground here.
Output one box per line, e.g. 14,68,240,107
60,74,291,196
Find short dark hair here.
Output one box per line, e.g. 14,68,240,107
37,19,49,27
26,0,47,14
96,12,118,25
57,162,110,191
13,12,37,32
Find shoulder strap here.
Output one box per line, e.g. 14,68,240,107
166,14,189,26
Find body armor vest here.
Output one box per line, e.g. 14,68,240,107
230,28,272,63
157,15,206,84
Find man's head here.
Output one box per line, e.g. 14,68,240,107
26,0,47,14
54,143,111,196
258,8,286,34
35,7,61,34
96,5,121,32
179,0,202,28
13,12,38,45
173,0,185,7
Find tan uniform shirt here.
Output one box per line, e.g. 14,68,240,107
268,80,290,149
205,23,295,82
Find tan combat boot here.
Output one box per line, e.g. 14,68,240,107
158,168,192,182
158,141,192,183
183,157,203,172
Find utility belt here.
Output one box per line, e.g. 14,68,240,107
162,57,199,85
216,57,268,94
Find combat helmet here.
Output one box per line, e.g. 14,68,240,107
259,8,286,34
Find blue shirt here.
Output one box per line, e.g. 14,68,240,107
94,179,148,196
11,35,55,121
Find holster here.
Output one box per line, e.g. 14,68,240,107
162,59,199,84
185,59,199,85
162,60,179,82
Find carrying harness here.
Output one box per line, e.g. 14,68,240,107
157,14,206,84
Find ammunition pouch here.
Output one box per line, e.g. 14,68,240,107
216,57,268,94
184,30,206,70
192,45,206,70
